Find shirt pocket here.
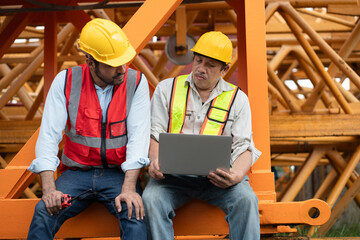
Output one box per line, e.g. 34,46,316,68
65,140,90,157
78,108,101,137
185,110,194,121
109,119,127,138
85,108,101,119
223,111,236,134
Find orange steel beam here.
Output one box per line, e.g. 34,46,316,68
317,175,360,236
0,129,38,199
279,9,353,114
63,8,92,31
228,0,330,229
123,0,182,55
279,147,327,202
175,6,188,55
44,12,58,100
280,2,360,96
0,12,30,59
259,199,331,226
0,198,331,239
228,0,275,199
326,144,360,208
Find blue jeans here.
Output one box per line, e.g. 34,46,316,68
142,175,260,240
27,168,146,240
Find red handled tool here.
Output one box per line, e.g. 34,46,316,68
61,189,91,208
61,194,72,208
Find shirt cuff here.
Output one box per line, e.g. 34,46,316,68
150,133,159,142
249,144,262,165
150,131,160,142
231,144,262,166
28,157,60,174
121,157,150,172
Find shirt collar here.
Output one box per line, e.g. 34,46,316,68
94,83,114,92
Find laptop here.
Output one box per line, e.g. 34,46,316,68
159,133,232,176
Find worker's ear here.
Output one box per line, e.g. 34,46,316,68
221,64,230,76
86,58,95,70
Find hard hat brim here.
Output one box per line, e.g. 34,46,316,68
191,49,231,64
102,45,137,67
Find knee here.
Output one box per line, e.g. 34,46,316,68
243,191,258,204
33,200,48,217
142,185,164,208
121,218,147,239
226,191,259,225
228,187,258,212
241,192,258,210
142,184,173,218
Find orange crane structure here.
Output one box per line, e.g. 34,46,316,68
0,0,359,239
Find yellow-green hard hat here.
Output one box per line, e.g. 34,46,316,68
191,31,232,64
78,18,136,67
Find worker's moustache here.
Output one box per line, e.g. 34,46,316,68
113,72,125,80
194,72,206,79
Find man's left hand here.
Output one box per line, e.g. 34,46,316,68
208,168,244,189
115,190,144,220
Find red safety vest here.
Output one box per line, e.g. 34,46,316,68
60,64,142,172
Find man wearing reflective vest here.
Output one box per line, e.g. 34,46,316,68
27,19,149,240
143,31,262,240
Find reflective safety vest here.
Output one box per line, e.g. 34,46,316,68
60,64,142,172
168,74,238,135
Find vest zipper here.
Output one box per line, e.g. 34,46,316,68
101,122,109,168
101,91,113,169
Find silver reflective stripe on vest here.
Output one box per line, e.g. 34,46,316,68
68,66,82,136
64,128,127,149
126,68,139,116
62,154,91,169
62,154,120,169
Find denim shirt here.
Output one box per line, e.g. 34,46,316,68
150,73,261,166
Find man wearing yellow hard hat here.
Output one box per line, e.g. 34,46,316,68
143,31,261,239
27,18,149,239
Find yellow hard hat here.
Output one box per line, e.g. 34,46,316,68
191,31,232,64
78,18,136,67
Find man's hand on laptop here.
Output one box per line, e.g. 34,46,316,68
149,158,165,180
208,168,243,189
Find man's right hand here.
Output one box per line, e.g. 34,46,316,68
148,158,165,180
39,170,64,215
42,189,64,215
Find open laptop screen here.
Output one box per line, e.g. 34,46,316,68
159,133,232,176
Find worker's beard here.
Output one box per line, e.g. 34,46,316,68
95,65,125,86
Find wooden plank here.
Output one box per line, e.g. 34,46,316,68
265,0,359,8
328,4,360,15
0,120,40,144
270,114,360,137
0,144,24,153
271,138,360,154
